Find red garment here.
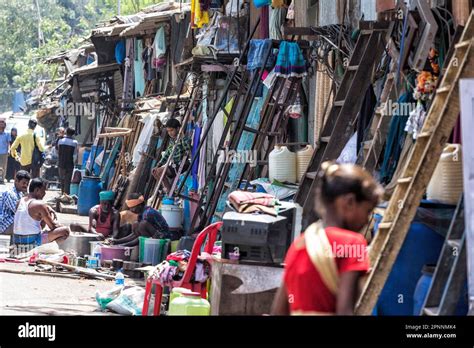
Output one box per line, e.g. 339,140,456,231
283,227,370,314
96,206,113,237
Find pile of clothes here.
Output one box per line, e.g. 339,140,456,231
148,250,210,287
228,191,279,216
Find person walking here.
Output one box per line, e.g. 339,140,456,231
6,128,20,182
10,119,44,178
0,119,11,184
271,161,383,315
57,127,78,195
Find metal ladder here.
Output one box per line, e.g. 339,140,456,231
355,11,474,314
421,196,467,316
294,22,390,227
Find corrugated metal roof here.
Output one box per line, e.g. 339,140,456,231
70,62,120,77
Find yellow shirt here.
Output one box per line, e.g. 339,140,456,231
10,129,45,167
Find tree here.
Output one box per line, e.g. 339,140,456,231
0,0,164,112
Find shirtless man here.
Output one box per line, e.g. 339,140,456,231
13,178,70,246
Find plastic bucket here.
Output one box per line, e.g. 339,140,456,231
139,236,149,263
100,245,129,262
143,238,161,265
160,204,183,229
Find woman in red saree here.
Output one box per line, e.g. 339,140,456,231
271,161,383,315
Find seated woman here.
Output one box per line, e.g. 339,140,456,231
111,193,177,247
13,178,70,249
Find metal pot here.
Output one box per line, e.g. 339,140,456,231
57,232,99,256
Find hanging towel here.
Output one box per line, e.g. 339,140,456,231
152,27,167,70
274,41,307,77
154,27,167,57
247,39,274,70
133,39,145,97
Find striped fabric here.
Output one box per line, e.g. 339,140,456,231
228,191,276,207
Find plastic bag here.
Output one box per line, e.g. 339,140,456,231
95,286,123,311
106,286,145,316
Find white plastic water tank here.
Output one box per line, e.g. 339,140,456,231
269,146,297,184
296,145,314,183
427,144,463,205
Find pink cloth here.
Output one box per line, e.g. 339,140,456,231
228,191,276,206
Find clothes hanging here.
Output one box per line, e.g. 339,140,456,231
253,0,271,8
247,39,274,70
286,0,294,20
405,102,426,139
142,45,155,81
356,85,377,153
115,41,126,64
450,115,462,144
270,6,286,40
337,132,358,164
134,39,146,97
274,41,307,77
191,0,210,28
152,27,167,70
379,92,415,184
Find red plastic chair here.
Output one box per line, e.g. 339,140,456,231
142,221,223,316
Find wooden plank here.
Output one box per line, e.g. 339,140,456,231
355,26,474,314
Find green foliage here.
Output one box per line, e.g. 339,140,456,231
0,0,163,111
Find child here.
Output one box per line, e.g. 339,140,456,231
271,161,383,315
